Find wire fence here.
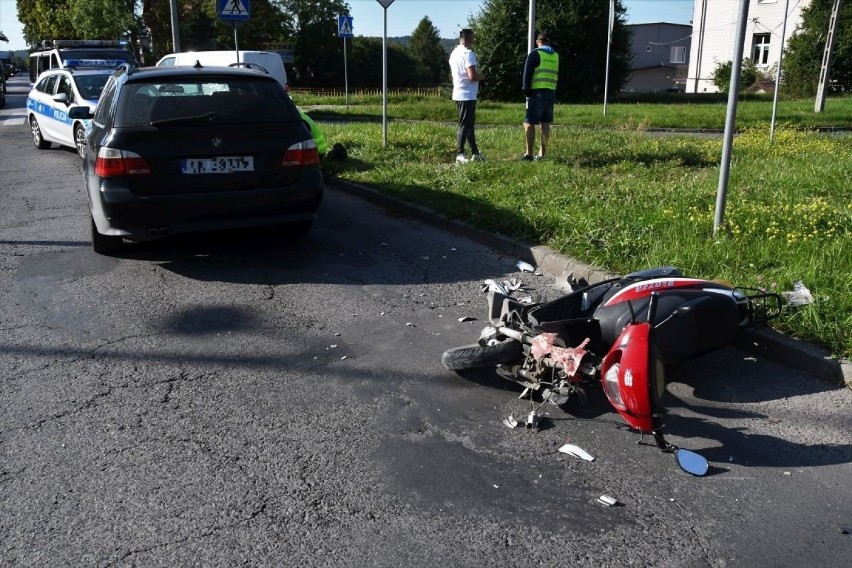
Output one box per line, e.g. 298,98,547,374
288,87,445,97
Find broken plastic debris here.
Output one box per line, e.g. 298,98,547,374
503,414,519,428
516,259,536,273
340,355,348,360
530,335,590,378
505,278,523,291
782,280,814,306
458,316,476,322
558,443,595,462
525,411,540,430
597,495,618,507
482,279,510,295
405,322,415,327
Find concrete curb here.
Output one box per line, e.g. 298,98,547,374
326,177,851,388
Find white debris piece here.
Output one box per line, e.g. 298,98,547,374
558,443,595,462
503,414,519,428
482,279,510,295
597,495,618,507
458,316,476,322
505,278,524,291
516,259,536,273
783,280,815,306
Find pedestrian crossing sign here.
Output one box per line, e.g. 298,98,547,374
217,0,251,22
338,15,354,38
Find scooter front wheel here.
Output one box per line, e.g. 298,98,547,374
441,339,522,371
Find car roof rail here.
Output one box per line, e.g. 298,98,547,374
228,62,270,75
115,62,134,76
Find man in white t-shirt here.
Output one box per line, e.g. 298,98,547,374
448,28,485,163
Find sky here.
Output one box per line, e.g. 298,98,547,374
1,0,695,52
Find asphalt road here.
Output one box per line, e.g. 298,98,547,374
1,75,850,566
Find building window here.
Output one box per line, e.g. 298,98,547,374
670,46,686,64
752,33,771,65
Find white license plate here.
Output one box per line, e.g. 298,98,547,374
181,156,254,174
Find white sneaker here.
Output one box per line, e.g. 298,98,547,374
455,153,469,163
471,153,486,162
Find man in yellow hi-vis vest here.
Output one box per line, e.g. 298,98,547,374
521,31,559,161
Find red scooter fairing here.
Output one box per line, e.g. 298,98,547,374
600,321,664,433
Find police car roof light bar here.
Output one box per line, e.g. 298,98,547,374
40,39,128,49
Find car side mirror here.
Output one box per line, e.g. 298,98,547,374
53,93,69,105
68,106,94,120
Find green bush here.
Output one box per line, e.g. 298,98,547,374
712,59,761,93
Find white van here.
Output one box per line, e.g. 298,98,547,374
156,51,288,90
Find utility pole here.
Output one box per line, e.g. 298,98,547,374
815,0,843,113
169,0,181,53
770,0,791,142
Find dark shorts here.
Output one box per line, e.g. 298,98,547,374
524,89,556,125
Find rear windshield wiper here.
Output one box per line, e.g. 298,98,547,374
151,112,218,126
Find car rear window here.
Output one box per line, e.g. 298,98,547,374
74,74,110,100
115,77,298,127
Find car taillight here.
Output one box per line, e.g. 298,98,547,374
94,148,151,177
281,139,319,167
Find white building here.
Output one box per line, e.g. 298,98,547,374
687,0,812,93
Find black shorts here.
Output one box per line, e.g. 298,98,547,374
524,90,556,125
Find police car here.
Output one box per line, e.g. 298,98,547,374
27,68,113,158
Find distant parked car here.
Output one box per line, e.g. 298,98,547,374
26,68,113,157
69,64,323,254
0,73,6,108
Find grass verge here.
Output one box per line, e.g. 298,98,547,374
319,119,851,359
294,92,852,130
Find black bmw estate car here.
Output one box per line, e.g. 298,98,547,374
69,64,323,254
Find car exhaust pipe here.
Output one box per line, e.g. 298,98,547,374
148,227,160,237
159,226,171,237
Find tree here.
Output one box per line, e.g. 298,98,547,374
408,16,446,86
278,0,350,87
69,0,136,39
17,0,78,45
347,37,419,89
711,59,761,93
0,31,8,43
471,0,632,101
783,0,852,96
142,0,293,61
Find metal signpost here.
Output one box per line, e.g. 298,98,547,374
714,0,750,236
376,0,395,147
216,0,252,63
604,0,615,116
338,15,354,108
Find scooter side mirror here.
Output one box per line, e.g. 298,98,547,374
675,449,709,476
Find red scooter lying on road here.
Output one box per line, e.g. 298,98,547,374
442,266,783,475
